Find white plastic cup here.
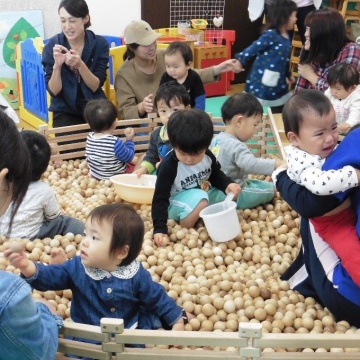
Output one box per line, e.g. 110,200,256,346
199,200,241,242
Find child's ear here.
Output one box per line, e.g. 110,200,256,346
116,245,129,260
350,84,357,92
111,119,118,130
185,104,191,109
234,115,243,127
287,131,300,145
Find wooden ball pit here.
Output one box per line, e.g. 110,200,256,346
2,113,360,359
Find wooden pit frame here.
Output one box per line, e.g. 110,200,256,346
38,111,360,359
38,112,279,162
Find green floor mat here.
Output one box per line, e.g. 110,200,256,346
205,96,229,117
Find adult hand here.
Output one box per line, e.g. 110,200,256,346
142,94,154,114
53,44,68,67
214,59,244,75
65,49,83,70
287,75,295,85
297,63,318,84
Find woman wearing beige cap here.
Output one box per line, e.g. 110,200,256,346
115,20,241,119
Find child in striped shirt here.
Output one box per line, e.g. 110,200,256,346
85,99,135,180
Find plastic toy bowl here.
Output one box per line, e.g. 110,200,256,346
110,174,156,204
191,19,208,30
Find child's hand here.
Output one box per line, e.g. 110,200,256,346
226,183,241,199
338,123,351,134
133,166,148,177
4,242,29,271
154,233,168,247
275,158,287,169
171,317,185,331
124,127,135,141
233,60,244,73
142,94,154,113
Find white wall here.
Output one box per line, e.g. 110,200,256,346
0,0,141,38
86,0,141,38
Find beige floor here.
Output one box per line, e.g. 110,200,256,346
17,83,245,131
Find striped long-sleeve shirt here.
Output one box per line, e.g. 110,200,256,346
85,133,135,180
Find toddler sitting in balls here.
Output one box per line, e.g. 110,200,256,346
210,93,285,209
84,98,136,180
152,108,241,247
0,130,84,239
5,203,188,350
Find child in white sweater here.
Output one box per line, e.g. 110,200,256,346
324,63,360,134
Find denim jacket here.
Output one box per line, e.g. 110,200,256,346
24,257,182,329
0,271,63,360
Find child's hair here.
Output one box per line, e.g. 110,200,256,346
164,41,193,65
167,109,213,154
20,131,51,182
0,111,31,233
58,0,91,28
87,203,144,267
84,99,118,133
282,90,333,136
154,81,191,108
265,0,297,31
327,63,359,90
221,93,263,123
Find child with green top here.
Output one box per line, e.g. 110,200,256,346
134,81,191,176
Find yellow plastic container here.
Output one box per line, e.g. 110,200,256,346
191,19,208,30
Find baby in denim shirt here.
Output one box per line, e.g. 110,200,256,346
6,203,186,351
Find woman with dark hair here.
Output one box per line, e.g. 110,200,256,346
42,0,109,127
0,111,31,235
0,110,62,359
295,7,360,92
115,20,241,120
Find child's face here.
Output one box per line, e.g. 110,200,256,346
174,147,206,166
285,11,297,31
156,99,188,125
80,217,123,272
165,52,190,82
232,114,261,142
329,83,356,100
288,108,339,158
